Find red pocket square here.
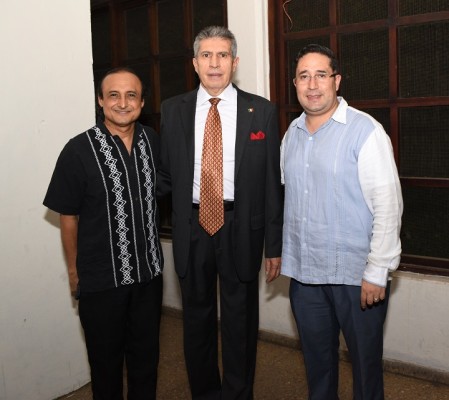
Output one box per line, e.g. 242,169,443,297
250,131,265,140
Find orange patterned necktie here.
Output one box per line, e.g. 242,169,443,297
199,98,224,235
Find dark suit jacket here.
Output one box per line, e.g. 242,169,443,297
158,85,283,281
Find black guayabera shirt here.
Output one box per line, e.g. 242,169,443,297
44,121,163,293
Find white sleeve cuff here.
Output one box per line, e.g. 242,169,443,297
363,263,390,287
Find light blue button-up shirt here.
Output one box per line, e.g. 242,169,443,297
281,98,402,287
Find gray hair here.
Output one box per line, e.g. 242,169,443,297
193,26,237,58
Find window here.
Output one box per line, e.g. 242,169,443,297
91,0,227,235
269,0,449,275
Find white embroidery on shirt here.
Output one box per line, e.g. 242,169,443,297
93,126,134,285
138,134,161,275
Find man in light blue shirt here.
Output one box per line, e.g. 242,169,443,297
281,44,403,400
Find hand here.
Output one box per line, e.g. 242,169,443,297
265,257,281,283
68,267,79,298
361,280,386,309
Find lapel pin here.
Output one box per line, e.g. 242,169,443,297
248,108,254,113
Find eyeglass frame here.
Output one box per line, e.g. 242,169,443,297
294,72,338,85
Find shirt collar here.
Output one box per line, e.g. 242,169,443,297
295,96,348,130
332,97,348,124
96,119,142,143
197,83,236,105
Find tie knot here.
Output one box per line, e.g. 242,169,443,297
209,98,221,106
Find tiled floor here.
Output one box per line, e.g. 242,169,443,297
57,311,449,400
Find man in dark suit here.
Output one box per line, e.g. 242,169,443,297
158,26,283,399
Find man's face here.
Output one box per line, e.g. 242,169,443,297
294,52,341,118
193,37,239,96
98,71,144,132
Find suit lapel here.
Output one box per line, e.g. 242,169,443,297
180,90,198,175
235,89,254,179
181,86,254,181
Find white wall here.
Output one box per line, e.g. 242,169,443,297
1,0,448,399
384,272,449,373
227,0,271,98
0,1,93,399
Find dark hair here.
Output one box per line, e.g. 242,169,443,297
97,66,146,99
193,26,237,58
295,44,340,75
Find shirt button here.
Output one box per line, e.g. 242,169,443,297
304,190,308,194
303,217,307,222
306,163,309,168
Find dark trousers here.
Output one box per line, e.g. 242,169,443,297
289,280,390,400
78,277,163,400
179,208,259,400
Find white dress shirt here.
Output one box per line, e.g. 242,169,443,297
193,84,237,203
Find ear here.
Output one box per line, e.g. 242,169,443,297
335,74,342,91
192,57,199,74
232,56,240,72
98,96,104,108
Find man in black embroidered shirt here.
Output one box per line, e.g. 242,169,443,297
43,67,163,400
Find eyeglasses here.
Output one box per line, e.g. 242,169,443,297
295,73,337,85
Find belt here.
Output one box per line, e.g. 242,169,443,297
192,201,234,211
